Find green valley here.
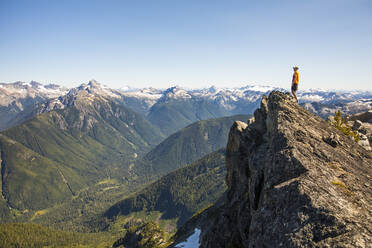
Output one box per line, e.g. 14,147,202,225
27,115,247,232
104,149,227,232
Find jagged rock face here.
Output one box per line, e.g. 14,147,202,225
34,81,130,132
200,91,372,248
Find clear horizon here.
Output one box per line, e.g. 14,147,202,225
1,0,371,91
3,79,372,93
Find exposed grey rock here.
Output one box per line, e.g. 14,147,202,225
323,133,342,148
352,120,363,131
112,222,167,248
347,112,372,150
326,115,335,123
359,126,368,135
349,110,372,124
199,91,372,248
358,134,371,151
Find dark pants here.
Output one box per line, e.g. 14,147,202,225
291,83,298,92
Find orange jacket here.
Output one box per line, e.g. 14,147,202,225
292,71,299,84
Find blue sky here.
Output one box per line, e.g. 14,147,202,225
0,0,371,90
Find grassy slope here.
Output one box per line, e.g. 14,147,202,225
0,134,72,211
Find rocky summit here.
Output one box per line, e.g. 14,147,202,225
199,91,372,247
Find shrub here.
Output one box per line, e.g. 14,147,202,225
331,110,360,143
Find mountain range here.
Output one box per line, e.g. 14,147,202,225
1,80,371,133
0,85,165,217
0,85,248,233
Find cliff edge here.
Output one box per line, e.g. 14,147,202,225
200,91,372,247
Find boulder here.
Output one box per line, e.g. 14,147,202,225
352,120,363,131
349,110,372,124
358,134,371,151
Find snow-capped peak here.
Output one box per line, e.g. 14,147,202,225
160,86,192,101
118,85,139,92
0,81,69,106
208,85,218,93
67,80,121,99
238,84,281,93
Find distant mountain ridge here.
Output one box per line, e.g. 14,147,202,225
118,85,372,112
2,80,371,132
0,81,68,131
302,98,372,119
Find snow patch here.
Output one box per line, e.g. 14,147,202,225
175,228,201,248
22,82,32,87
123,90,163,100
299,95,325,102
240,85,277,93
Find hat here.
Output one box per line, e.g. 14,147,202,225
293,66,299,70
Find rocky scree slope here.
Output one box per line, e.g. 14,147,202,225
199,91,372,248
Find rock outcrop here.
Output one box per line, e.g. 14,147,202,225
112,222,167,248
349,111,372,124
199,91,372,247
348,111,372,151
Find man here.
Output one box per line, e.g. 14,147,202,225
291,66,299,102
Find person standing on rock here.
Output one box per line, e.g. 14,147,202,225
291,66,299,102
